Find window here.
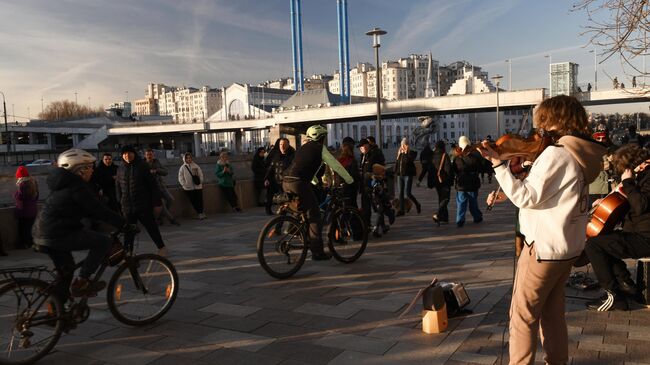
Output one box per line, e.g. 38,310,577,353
443,122,447,129
451,122,455,128
360,125,367,138
451,131,456,139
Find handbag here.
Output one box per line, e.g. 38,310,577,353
185,165,201,185
437,153,447,184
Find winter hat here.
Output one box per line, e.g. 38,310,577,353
458,136,471,150
15,166,29,179
400,137,409,146
120,145,136,154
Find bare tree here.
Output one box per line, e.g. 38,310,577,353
573,0,650,89
38,100,104,121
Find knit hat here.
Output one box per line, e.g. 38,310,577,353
15,166,29,178
458,136,471,150
400,137,409,146
120,145,136,154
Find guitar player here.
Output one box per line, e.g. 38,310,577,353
585,144,650,312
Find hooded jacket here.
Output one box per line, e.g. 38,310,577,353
32,168,124,248
621,169,650,238
494,135,606,260
116,156,160,215
178,159,204,191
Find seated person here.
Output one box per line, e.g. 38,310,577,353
586,144,650,311
32,149,132,298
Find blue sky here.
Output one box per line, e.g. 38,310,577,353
1,0,648,120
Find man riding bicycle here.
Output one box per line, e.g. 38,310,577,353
282,125,354,260
32,149,135,298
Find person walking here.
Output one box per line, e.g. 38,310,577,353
14,166,39,249
144,149,179,226
178,152,205,219
395,138,421,216
430,140,453,225
358,138,385,229
417,142,433,187
215,151,241,212
92,153,119,212
252,147,267,208
264,138,295,215
116,145,169,256
453,135,483,227
479,95,605,365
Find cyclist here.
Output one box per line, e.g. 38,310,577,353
282,125,354,260
32,149,134,298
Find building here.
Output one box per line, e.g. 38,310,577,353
149,84,222,123
261,74,333,91
134,83,173,116
550,62,579,97
446,67,496,95
106,102,132,118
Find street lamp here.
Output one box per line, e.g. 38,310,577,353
544,54,552,96
589,49,598,91
0,91,7,162
366,27,387,149
505,59,512,91
491,75,503,136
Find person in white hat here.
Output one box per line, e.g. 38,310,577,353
452,135,483,227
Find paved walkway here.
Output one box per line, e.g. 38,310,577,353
2,181,650,365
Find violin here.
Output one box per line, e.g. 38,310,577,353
477,130,558,165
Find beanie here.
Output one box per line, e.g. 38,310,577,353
16,166,29,178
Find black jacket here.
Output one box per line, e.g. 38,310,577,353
452,150,483,192
33,168,124,247
429,149,453,187
264,148,295,184
395,150,417,177
622,170,650,238
420,145,433,164
251,154,267,189
92,162,118,195
116,157,160,215
360,146,385,193
284,141,323,182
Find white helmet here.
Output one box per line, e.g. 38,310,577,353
57,149,96,171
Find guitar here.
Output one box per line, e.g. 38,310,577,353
585,190,629,238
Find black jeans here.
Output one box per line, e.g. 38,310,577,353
124,210,165,250
183,189,204,214
398,176,419,212
283,179,324,254
17,217,36,248
435,184,451,222
221,186,239,208
361,189,372,228
585,231,650,292
266,181,280,213
43,230,113,301
418,162,431,182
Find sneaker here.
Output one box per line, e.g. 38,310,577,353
587,290,628,311
432,214,440,226
387,209,396,225
474,218,483,224
157,247,169,257
416,202,421,214
382,225,390,234
170,219,181,226
70,278,106,298
197,213,206,220
456,221,465,228
372,228,382,238
312,252,331,261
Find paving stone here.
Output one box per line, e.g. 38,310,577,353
578,341,627,353
198,301,261,317
313,333,396,355
293,302,360,319
257,341,343,364
199,348,284,365
450,351,497,364
200,328,275,352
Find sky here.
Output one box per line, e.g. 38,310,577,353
1,0,649,121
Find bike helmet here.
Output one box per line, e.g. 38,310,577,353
306,125,328,141
57,148,96,171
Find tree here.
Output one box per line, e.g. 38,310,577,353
38,100,104,121
573,0,650,89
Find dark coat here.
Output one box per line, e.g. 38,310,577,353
420,145,433,164
452,150,483,192
429,149,453,188
116,157,160,215
14,178,39,219
252,154,268,189
264,148,295,184
92,162,118,196
622,170,650,238
32,168,124,248
360,146,385,192
395,150,417,177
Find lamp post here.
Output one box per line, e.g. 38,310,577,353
0,92,7,163
544,54,552,96
366,27,387,149
505,59,512,91
491,75,503,136
589,49,598,91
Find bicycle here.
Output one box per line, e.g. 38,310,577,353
0,230,179,365
257,186,368,279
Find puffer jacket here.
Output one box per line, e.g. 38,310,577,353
33,168,124,248
178,161,204,190
395,150,417,177
116,157,160,215
453,150,483,191
264,148,295,184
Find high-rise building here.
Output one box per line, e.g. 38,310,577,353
142,84,222,123
550,62,579,97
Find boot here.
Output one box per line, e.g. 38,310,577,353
618,278,637,297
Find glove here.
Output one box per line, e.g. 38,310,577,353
122,223,140,234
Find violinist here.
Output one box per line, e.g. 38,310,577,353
585,144,650,312
479,95,606,365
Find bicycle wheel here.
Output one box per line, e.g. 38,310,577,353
0,278,64,365
328,207,368,263
257,215,308,279
106,254,178,326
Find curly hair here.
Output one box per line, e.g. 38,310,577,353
611,145,650,174
534,95,592,137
